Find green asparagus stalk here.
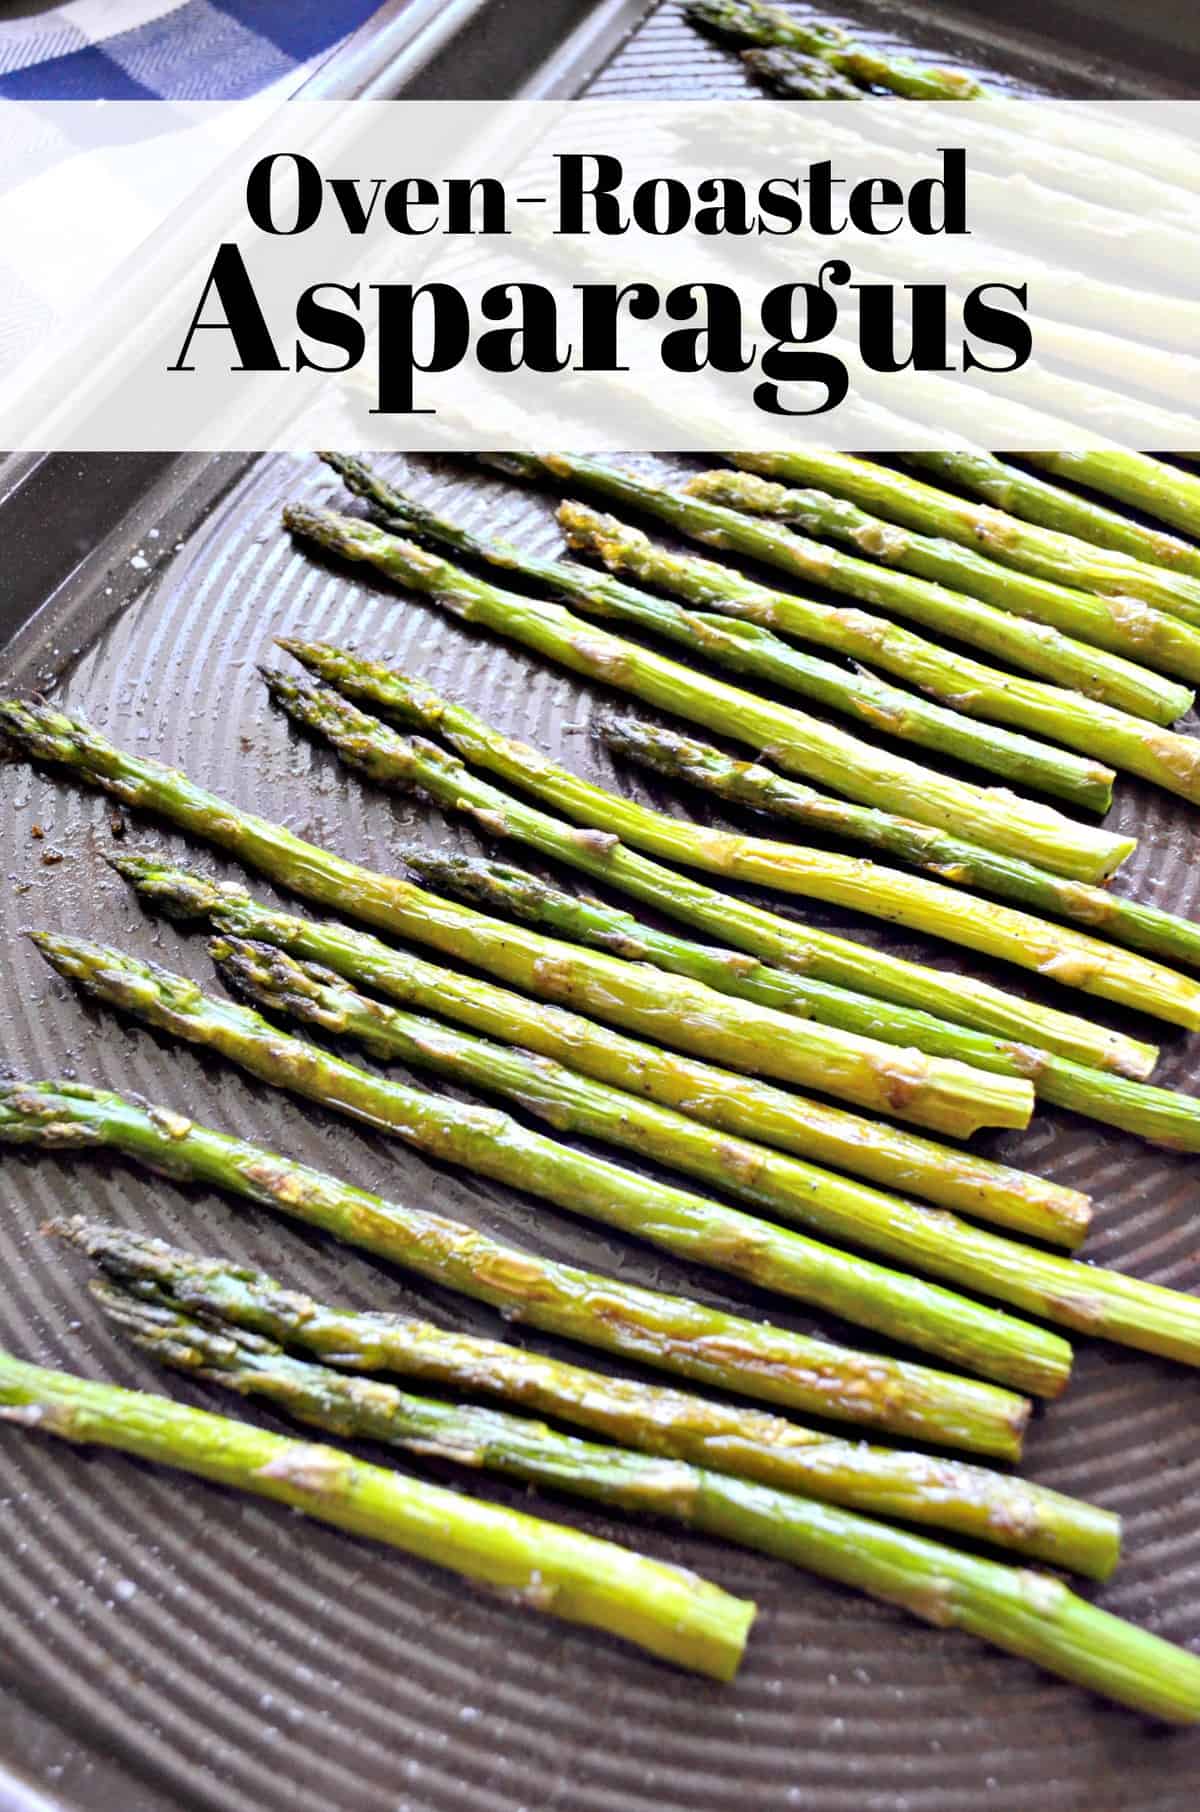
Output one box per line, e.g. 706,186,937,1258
90,1289,1200,1726
270,650,1189,1056
560,498,1200,805
329,448,1180,813
206,934,1200,1376
113,857,1089,1243
478,453,1191,727
321,450,1113,810
729,451,1200,623
30,934,1066,1396
285,501,1136,886
741,44,864,97
704,57,1198,327
737,34,1200,246
1,1083,1027,1453
1024,453,1200,543
322,664,1069,1129
597,715,1200,975
686,1,986,98
292,479,1197,971
407,850,1200,1157
686,469,1200,682
272,659,1200,1035
0,1344,751,1679
56,1218,1115,1574
688,1,1200,197
0,698,1028,1141
688,2,847,55
903,452,1200,582
0,697,1150,1088
266,656,1154,1076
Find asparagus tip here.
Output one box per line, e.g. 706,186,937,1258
103,850,154,881
283,502,332,538
261,663,348,728
42,1215,116,1258
317,450,374,488
107,852,230,922
275,636,340,673
593,709,635,738
40,1215,79,1241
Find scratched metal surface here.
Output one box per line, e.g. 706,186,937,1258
1,6,1200,1812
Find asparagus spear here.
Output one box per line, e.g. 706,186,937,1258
1024,453,1200,543
319,664,1067,1124
730,22,1200,239
207,933,1200,1376
320,463,1115,814
686,469,1200,683
30,933,1065,1396
285,502,1137,886
0,1345,751,1679
0,704,1028,1144
904,452,1200,582
0,697,1149,1085
477,454,1192,727
686,1,986,98
1,1083,1026,1453
327,449,1181,810
264,654,1155,1077
729,452,1200,623
286,487,1197,973
688,1,1200,196
684,59,1198,358
91,1289,1200,1727
55,1218,1116,1574
596,714,1200,975
559,499,1200,805
741,44,864,97
320,450,1114,810
270,653,1200,1042
409,849,1200,1155
114,857,1089,1243
689,2,849,56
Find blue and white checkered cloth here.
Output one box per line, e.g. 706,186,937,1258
0,1,390,375
0,1,387,101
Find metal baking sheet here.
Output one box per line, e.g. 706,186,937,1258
2,6,1199,1812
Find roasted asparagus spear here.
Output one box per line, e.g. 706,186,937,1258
53,1217,1116,1574
685,468,1200,681
317,450,1112,809
0,1082,1029,1455
594,712,1200,975
554,495,1200,803
84,1281,1200,1723
114,855,1089,1243
199,933,1200,1379
477,453,1190,726
0,1343,752,1678
0,696,1033,1140
284,498,1139,880
406,844,1200,1157
728,452,1200,622
28,935,1069,1396
271,650,1200,1033
903,452,1200,582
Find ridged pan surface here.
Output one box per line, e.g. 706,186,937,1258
1,8,1199,1812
